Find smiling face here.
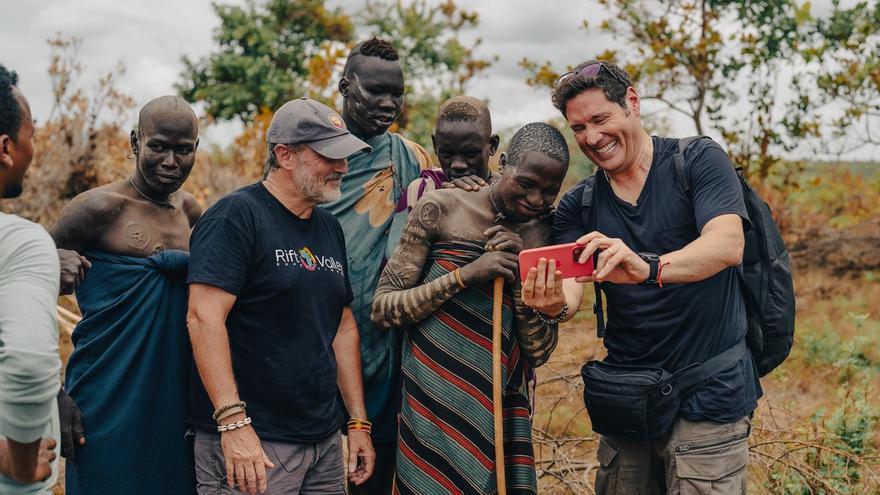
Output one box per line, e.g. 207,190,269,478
565,87,646,174
131,110,198,196
497,150,567,221
339,56,405,139
432,119,497,181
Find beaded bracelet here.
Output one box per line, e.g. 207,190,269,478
213,401,246,422
347,418,372,434
535,303,568,325
217,417,252,433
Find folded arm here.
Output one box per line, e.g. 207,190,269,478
371,199,463,329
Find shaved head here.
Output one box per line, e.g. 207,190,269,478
507,122,569,168
437,96,492,135
137,95,198,138
129,95,200,197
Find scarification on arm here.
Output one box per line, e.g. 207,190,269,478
513,222,558,367
50,191,122,252
513,284,558,367
371,199,463,329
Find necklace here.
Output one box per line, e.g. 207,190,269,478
488,183,506,223
128,177,175,209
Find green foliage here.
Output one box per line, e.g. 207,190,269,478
519,1,880,182
757,282,880,494
177,0,495,148
797,0,880,153
783,164,880,229
176,0,354,122
765,385,879,493
361,0,496,145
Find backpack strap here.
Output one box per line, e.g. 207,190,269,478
579,175,606,338
674,340,749,394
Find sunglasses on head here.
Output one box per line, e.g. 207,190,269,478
555,62,629,88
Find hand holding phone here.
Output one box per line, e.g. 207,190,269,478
518,242,595,282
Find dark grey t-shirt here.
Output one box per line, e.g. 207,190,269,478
554,136,762,422
187,183,353,442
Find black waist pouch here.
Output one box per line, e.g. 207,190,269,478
581,341,748,441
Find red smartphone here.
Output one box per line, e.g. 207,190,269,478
518,242,594,282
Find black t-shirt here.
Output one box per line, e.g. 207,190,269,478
554,136,762,422
187,183,353,442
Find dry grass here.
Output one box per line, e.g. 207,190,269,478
533,275,880,493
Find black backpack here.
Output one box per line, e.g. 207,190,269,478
583,136,796,377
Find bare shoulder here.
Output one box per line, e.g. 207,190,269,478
410,189,449,232
177,189,203,226
421,186,474,207
58,183,128,223
50,182,129,249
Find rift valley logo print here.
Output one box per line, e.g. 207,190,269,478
275,247,344,275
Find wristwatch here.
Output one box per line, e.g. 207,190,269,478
637,252,661,285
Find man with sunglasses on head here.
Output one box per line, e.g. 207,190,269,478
522,60,760,494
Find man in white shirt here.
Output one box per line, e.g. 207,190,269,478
0,63,61,494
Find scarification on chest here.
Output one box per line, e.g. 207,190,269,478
124,222,151,250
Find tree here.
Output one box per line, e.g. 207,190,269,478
178,0,495,150
797,0,880,155
520,0,815,179
176,0,354,123
362,0,495,145
6,35,135,226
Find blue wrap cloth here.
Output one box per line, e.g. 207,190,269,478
64,250,194,494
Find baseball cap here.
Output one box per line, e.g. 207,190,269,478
266,97,371,159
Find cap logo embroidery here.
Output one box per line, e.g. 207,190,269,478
328,113,345,129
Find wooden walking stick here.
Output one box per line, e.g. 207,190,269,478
492,276,507,495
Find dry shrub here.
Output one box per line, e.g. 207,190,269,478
533,276,880,494
6,34,259,230
5,35,134,226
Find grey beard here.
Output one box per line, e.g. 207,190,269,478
293,165,341,204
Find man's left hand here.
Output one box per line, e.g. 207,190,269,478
484,225,524,254
58,389,86,459
441,174,487,191
575,231,650,284
58,248,91,295
346,431,375,486
522,258,566,316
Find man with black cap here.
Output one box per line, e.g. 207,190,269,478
187,97,376,495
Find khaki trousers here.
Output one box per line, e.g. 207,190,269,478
596,416,750,495
193,429,346,495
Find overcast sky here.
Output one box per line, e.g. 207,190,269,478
0,0,872,159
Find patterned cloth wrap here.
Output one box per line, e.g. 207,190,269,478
395,240,537,495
